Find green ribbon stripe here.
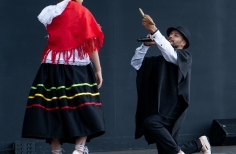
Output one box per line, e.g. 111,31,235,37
31,83,98,91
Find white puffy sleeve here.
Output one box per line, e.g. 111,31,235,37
37,0,71,27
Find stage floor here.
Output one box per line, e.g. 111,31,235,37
90,146,236,154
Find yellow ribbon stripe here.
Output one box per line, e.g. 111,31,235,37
31,83,97,91
28,92,100,101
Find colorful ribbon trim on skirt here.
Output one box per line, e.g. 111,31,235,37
28,92,100,101
26,102,102,111
31,83,97,91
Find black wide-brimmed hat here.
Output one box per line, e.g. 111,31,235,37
166,26,190,49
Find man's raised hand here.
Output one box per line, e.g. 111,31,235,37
142,14,157,33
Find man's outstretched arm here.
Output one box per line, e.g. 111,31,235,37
131,44,149,70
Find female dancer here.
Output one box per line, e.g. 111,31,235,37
22,0,105,153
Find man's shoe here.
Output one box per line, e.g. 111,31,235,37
177,150,185,154
200,136,211,154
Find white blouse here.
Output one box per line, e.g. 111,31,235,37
43,50,91,66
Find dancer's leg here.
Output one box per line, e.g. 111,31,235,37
51,138,62,154
143,116,180,154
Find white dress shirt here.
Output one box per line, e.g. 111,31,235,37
131,30,178,70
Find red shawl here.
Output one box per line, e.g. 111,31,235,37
41,1,104,63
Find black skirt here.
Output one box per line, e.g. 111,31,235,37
22,63,105,143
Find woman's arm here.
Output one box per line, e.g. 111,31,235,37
90,50,103,89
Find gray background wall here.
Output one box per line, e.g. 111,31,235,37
1,0,236,153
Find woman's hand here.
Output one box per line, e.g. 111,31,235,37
95,70,103,89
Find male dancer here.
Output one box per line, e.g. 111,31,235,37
131,14,211,154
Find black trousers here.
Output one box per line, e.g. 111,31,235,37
143,115,202,154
